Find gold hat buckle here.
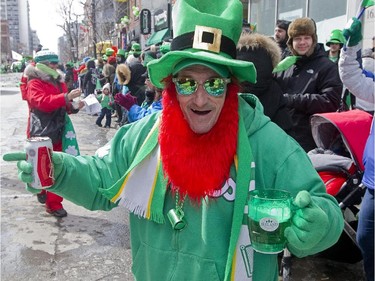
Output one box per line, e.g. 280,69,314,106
192,25,222,53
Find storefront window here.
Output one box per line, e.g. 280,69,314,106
309,0,347,22
248,0,348,37
278,0,306,20
249,0,276,35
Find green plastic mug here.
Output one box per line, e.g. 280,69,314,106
248,189,292,254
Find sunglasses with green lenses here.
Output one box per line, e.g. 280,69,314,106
172,77,231,97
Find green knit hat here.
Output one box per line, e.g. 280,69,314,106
34,49,59,63
160,42,171,54
117,49,126,57
147,0,257,89
326,29,346,46
129,43,141,55
105,47,114,56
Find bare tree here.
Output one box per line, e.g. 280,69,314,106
56,0,84,62
55,0,129,59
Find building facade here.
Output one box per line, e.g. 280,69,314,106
69,0,374,61
246,0,374,49
0,0,40,63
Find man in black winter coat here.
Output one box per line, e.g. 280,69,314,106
274,19,292,59
275,17,342,152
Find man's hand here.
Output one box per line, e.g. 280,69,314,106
343,17,362,47
3,152,33,183
284,190,329,251
3,151,64,192
67,88,82,101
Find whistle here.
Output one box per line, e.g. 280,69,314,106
167,208,186,230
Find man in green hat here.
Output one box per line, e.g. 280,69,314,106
116,48,126,64
3,1,343,280
125,42,147,105
325,29,346,63
126,42,142,65
105,47,114,57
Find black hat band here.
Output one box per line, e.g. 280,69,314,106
171,26,237,59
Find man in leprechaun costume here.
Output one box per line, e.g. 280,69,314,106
4,1,343,280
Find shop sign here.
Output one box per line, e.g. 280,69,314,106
140,9,151,35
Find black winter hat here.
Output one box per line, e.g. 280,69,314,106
276,20,291,32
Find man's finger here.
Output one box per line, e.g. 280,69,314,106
19,171,33,183
3,152,27,162
17,160,33,173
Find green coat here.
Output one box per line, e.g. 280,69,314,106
47,94,343,281
97,93,113,109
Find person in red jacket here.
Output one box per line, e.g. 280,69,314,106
23,48,82,217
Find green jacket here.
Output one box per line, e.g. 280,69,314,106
48,94,343,281
97,94,113,109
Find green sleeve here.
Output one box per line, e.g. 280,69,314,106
48,112,161,211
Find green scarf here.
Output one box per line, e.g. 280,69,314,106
36,63,60,79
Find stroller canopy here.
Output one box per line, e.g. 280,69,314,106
311,109,373,171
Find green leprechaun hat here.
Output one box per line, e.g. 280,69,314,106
326,29,346,47
147,0,257,89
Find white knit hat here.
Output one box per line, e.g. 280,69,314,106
102,83,111,92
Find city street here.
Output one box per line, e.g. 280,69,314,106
0,72,366,281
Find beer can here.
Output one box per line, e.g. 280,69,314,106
25,137,54,189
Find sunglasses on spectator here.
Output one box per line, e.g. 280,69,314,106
172,77,231,97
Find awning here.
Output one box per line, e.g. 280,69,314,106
146,28,170,46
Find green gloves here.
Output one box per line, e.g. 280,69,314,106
284,190,329,252
272,56,300,73
2,151,64,193
343,17,362,47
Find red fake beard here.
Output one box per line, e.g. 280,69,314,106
159,80,239,202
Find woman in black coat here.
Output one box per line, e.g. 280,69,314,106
237,32,293,134
82,59,97,97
